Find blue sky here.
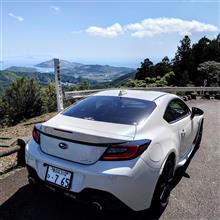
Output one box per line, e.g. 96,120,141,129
1,0,220,68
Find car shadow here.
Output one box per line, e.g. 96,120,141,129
0,146,199,220
171,145,199,190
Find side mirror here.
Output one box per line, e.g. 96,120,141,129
191,107,204,119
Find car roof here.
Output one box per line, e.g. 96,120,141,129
93,89,169,101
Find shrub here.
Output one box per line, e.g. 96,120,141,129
4,77,42,124
41,80,57,113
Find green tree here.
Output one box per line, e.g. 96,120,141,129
135,58,154,80
4,77,42,124
77,80,90,90
124,79,147,88
0,96,9,127
41,80,57,113
125,71,175,88
154,56,172,77
190,35,220,85
145,71,175,87
197,61,220,86
173,35,192,86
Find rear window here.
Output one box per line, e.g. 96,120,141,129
62,96,156,125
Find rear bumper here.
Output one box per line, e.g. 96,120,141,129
25,138,160,211
26,165,129,210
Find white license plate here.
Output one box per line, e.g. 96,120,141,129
45,165,72,189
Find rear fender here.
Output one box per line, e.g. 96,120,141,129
141,137,178,171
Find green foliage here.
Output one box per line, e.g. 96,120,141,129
124,79,147,88
135,56,173,81
173,35,192,86
66,80,91,91
0,78,64,127
173,34,220,86
154,56,172,77
110,72,136,87
134,34,220,87
77,80,90,90
197,61,220,86
125,71,175,88
41,80,57,113
0,96,9,126
4,77,43,124
135,58,154,80
0,70,79,94
190,36,220,85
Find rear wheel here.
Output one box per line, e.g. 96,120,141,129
152,157,175,209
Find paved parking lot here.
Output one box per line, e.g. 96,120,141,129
0,100,219,220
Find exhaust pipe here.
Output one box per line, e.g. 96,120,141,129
91,201,103,211
28,177,36,185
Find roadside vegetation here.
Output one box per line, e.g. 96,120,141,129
0,34,219,127
122,34,220,87
0,79,91,127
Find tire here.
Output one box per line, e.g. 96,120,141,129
151,156,175,210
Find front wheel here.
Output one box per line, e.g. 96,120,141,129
151,157,175,209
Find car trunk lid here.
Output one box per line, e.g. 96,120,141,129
39,114,136,164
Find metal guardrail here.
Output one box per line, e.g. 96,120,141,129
65,87,220,99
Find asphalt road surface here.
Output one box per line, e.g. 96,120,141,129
0,100,219,220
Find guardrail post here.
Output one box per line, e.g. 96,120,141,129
17,139,26,166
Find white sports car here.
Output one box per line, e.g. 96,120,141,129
25,90,204,211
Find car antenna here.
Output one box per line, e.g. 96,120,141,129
118,90,127,97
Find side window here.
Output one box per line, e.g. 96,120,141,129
164,99,190,123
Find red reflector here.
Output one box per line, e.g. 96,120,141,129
100,139,151,161
32,126,40,144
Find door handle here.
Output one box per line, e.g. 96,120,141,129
181,130,186,137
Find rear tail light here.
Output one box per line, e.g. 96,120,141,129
100,139,151,161
32,126,40,144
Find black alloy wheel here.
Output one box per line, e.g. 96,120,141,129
152,157,175,209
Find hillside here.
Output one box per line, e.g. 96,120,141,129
35,59,134,82
0,60,134,94
5,66,38,73
111,71,136,86
0,69,134,95
0,70,81,94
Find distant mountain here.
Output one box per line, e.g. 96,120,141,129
35,59,134,82
0,60,135,94
35,60,83,69
6,66,38,73
0,70,81,95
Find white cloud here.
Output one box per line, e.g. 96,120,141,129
86,18,218,38
51,6,60,11
86,23,123,38
8,13,24,22
125,18,218,38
